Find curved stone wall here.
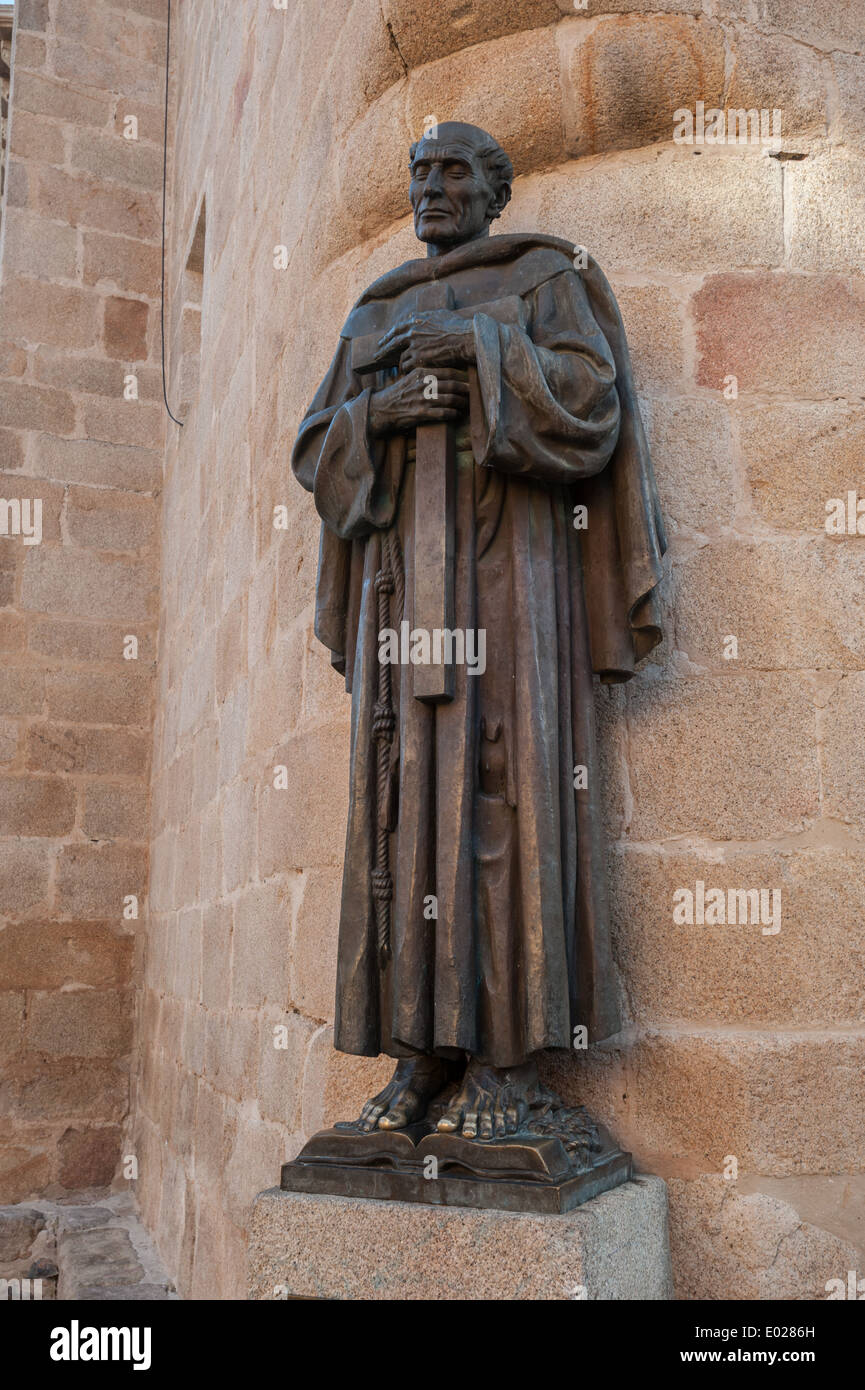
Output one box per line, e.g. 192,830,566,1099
133,0,865,1297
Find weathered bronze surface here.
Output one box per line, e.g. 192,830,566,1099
281,1084,632,1214
289,122,665,1209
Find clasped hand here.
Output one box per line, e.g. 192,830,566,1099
377,309,473,373
368,367,469,436
368,310,474,437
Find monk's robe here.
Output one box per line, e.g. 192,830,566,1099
291,233,665,1066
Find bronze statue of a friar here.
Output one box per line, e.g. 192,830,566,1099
286,122,665,1211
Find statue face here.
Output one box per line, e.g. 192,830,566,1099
409,136,497,250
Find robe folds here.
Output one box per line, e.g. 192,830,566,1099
291,233,666,1066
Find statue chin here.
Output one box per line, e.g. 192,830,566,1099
416,220,490,252
417,227,461,251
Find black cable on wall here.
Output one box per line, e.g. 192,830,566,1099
160,0,184,427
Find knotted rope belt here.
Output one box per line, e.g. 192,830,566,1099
372,429,472,961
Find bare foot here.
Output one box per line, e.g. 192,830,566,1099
436,1058,539,1138
357,1056,450,1132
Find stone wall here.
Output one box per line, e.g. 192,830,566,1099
0,0,165,1200
131,0,863,1299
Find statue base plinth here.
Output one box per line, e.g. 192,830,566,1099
280,1120,632,1214
248,1177,673,1300
280,1087,634,1216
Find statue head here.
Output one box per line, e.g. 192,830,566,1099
409,121,513,256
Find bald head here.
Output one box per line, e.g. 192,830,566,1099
408,122,513,256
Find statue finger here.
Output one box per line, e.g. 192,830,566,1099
505,1104,519,1134
462,1108,479,1138
378,319,410,345
411,375,468,398
478,1108,493,1139
430,373,469,388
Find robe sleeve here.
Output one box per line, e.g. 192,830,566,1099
291,337,399,540
471,269,621,485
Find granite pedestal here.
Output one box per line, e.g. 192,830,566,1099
247,1175,673,1300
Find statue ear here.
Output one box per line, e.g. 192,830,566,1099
488,182,512,223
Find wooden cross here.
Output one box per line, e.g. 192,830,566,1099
408,280,456,703
352,280,458,704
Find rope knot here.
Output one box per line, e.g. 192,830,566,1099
374,569,394,596
371,868,392,902
372,702,395,740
